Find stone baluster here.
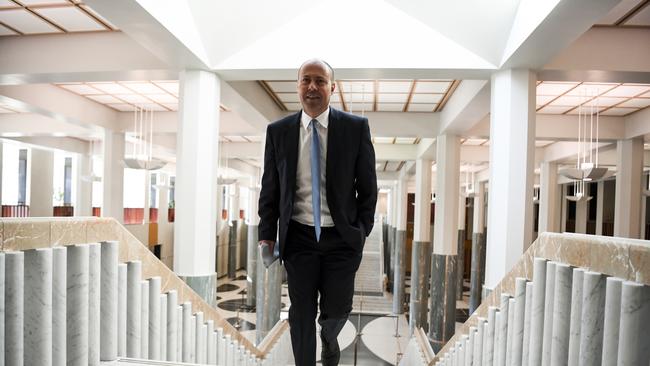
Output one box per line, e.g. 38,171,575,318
100,241,118,361
160,294,167,360
550,263,572,365
482,306,497,365
182,302,192,362
567,269,584,366
126,260,142,358
578,271,606,366
166,290,178,361
196,312,206,364
522,282,534,366
24,248,53,366
616,281,650,365
540,262,556,366
52,247,66,366
528,258,547,366
207,320,216,365
67,245,89,366
117,263,127,357
88,243,101,366
148,276,161,360
601,277,623,366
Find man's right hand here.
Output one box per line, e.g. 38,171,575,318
259,240,275,253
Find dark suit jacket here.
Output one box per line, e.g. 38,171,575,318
258,107,378,259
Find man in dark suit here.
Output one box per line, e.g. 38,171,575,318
258,59,377,366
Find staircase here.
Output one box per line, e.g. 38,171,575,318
0,217,291,366
399,232,650,366
353,222,393,314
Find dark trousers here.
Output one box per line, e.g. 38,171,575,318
284,220,362,366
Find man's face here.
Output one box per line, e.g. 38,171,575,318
297,62,335,116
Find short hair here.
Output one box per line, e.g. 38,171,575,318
298,59,335,82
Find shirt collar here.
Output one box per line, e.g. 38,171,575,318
301,107,330,130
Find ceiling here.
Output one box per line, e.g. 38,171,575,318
262,79,459,113
596,0,650,26
0,0,115,36
536,81,650,116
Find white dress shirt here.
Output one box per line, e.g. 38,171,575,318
291,108,334,227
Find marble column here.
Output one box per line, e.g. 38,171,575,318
88,243,101,366
207,320,216,364
256,258,282,343
506,298,516,366
567,269,584,366
511,278,527,366
166,290,178,362
457,193,466,300
473,317,485,366
100,241,118,361
496,293,510,366
616,281,650,365
522,282,534,366
149,277,162,360
141,280,149,357
614,137,644,238
466,328,474,366
52,247,66,366
127,261,142,358
177,306,183,361
541,262,556,366
228,218,238,279
601,277,623,366
486,69,536,289
578,272,606,366
550,263,572,365
560,185,568,233
117,263,127,357
218,329,227,366
182,302,192,362
5,252,23,366
195,312,206,364
538,162,560,233
190,315,196,362
174,69,221,302
429,134,460,348
482,306,497,365
388,184,397,290
29,148,54,217
24,248,53,366
102,128,125,223
411,158,432,335
469,181,486,313
528,258,547,366
67,245,89,366
246,184,260,307
160,294,167,360
393,176,408,314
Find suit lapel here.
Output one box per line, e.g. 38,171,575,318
326,108,339,194
286,112,301,199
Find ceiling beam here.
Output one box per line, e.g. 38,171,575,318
437,80,490,135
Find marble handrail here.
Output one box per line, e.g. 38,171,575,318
0,217,272,359
430,232,650,364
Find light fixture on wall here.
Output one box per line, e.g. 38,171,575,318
559,90,608,182
124,106,166,170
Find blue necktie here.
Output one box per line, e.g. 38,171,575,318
310,119,322,242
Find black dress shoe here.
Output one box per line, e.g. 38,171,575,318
320,333,340,366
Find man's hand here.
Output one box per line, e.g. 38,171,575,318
259,240,275,253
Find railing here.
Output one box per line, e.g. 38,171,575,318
1,204,29,217
0,217,291,365
398,232,650,365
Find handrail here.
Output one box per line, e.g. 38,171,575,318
0,216,292,360
429,231,650,364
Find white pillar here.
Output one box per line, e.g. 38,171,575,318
614,137,644,238
415,159,432,242
485,69,536,289
29,148,54,217
433,135,460,255
538,162,560,233
575,183,589,234
473,181,485,234
174,70,220,280
596,181,604,235
102,128,125,223
144,172,151,223
75,153,92,216
229,182,240,222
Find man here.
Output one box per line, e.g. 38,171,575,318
258,59,377,366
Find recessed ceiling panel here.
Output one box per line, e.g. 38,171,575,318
86,95,124,104
284,102,302,111
0,0,19,8
625,2,650,25
0,8,61,34
410,94,443,104
18,0,69,5
115,94,151,104
122,82,165,94
549,95,588,106
536,82,579,95
340,81,374,93
89,82,133,94
152,81,179,95
147,94,177,103
536,95,555,106
374,137,394,144
276,93,299,103
566,83,617,97
59,83,102,95
377,81,412,93
34,6,104,32
107,104,136,112
395,137,417,144
600,107,638,116
0,23,17,35
377,94,408,103
538,105,574,114
407,103,436,112
618,98,650,108
376,103,404,112
602,84,650,98
347,102,373,112
267,81,296,93
414,81,450,93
